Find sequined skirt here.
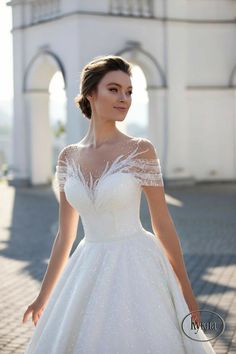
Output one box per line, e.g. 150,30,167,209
24,229,216,354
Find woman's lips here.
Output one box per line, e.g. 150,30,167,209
114,107,127,112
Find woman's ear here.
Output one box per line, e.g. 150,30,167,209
87,88,98,102
86,91,94,103
86,94,92,103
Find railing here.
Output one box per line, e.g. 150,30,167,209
109,0,154,17
31,0,60,23
29,0,154,24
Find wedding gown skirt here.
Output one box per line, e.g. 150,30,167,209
24,140,216,354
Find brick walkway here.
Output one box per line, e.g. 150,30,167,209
0,181,235,354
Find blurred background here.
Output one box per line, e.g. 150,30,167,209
1,0,235,187
0,1,236,353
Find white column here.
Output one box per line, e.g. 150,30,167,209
147,87,167,164
165,18,191,179
11,29,29,185
25,91,52,185
11,90,29,183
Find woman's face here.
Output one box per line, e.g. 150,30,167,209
87,70,132,121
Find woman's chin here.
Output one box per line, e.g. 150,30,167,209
115,117,126,123
116,113,127,120
105,113,127,122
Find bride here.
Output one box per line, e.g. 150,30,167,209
22,55,216,354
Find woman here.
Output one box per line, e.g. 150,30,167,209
22,55,216,353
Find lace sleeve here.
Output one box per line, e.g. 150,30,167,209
55,161,67,192
131,157,164,187
125,138,164,187
54,148,69,192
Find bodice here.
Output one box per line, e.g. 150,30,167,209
55,138,164,242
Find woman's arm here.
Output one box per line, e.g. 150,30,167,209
143,184,200,324
140,139,200,325
144,185,191,289
22,149,79,325
38,191,79,302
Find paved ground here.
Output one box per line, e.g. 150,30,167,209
0,180,235,354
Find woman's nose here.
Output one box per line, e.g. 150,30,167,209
119,92,126,101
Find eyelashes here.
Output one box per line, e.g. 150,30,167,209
109,88,133,95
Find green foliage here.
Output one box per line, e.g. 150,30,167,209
53,120,66,138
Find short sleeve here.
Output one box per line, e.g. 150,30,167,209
54,148,68,192
129,138,164,187
132,157,164,187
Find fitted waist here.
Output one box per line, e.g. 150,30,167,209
84,226,145,243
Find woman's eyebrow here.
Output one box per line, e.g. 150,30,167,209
106,82,133,89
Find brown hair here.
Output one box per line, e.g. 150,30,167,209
74,55,133,119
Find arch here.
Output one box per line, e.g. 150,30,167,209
116,42,167,89
23,50,67,186
24,50,66,92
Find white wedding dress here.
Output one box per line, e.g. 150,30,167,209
24,138,216,354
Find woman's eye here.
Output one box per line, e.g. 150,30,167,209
109,88,132,96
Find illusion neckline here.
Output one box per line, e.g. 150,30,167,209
62,138,159,186
65,142,149,202
72,138,142,175
71,143,142,183
56,139,161,201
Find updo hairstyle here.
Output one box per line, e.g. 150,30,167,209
74,55,132,119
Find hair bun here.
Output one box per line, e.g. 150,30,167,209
74,95,92,119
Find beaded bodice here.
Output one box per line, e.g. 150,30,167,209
55,137,164,242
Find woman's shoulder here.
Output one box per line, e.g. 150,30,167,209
57,143,79,162
124,134,154,145
134,137,158,160
116,134,154,148
117,135,158,162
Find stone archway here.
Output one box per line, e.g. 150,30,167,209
117,42,166,88
24,51,66,185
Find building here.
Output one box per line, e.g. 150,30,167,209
8,0,236,186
